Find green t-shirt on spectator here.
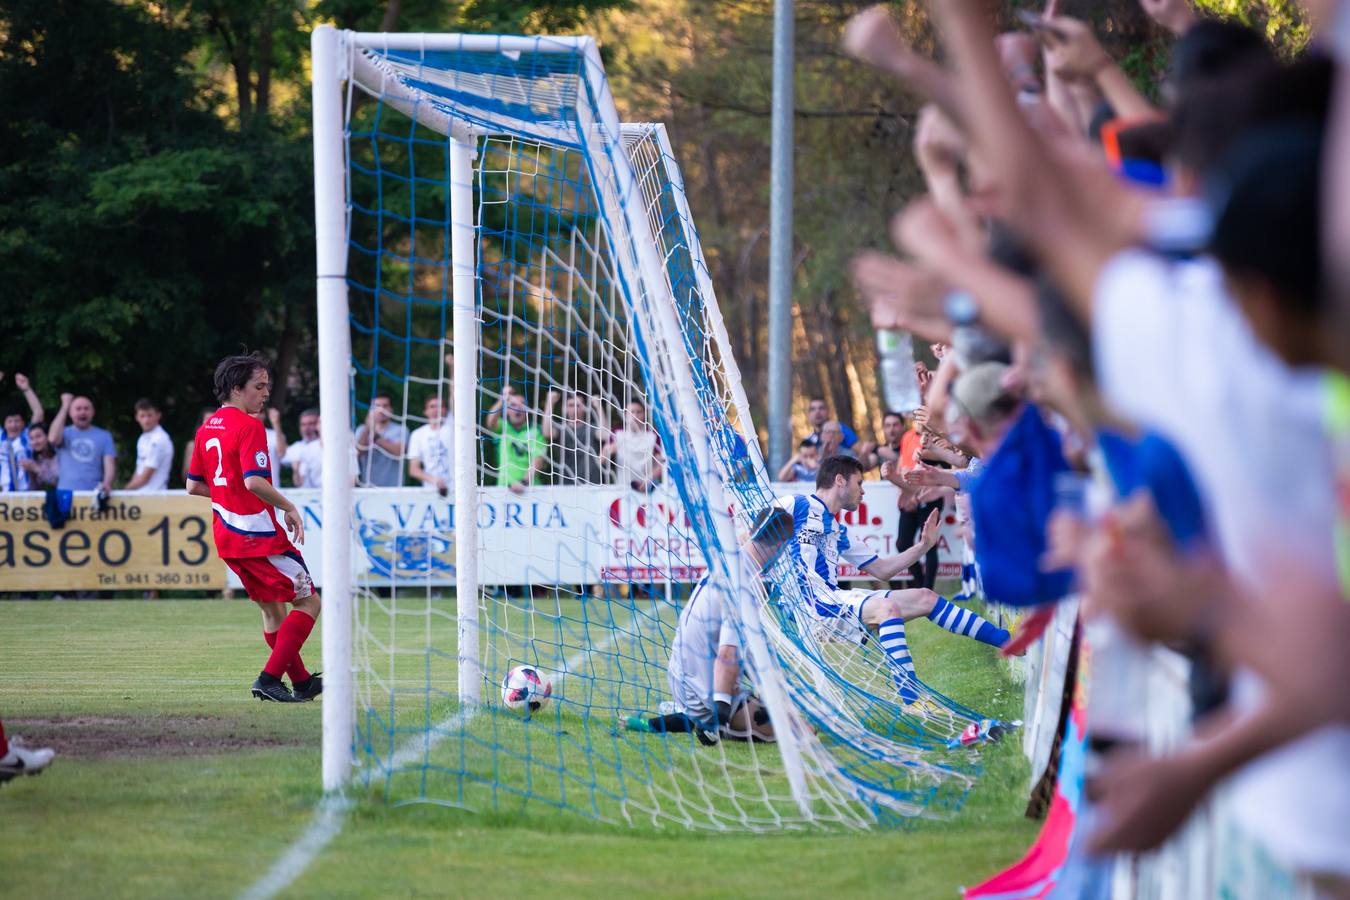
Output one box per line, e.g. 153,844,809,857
496,419,545,486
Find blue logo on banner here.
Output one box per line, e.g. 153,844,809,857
356,509,455,579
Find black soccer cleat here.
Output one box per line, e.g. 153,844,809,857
292,673,323,702
251,674,301,703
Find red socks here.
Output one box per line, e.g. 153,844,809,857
263,628,313,683
262,610,315,680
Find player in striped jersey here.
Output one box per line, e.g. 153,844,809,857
187,354,321,703
778,455,1011,702
624,507,794,744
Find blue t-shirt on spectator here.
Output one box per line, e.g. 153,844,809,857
56,425,116,490
803,423,860,450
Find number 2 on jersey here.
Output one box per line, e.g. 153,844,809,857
204,437,228,486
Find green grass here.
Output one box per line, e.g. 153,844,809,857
0,599,1038,898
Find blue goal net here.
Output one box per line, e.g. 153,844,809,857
326,31,994,831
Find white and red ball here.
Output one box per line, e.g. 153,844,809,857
500,665,552,713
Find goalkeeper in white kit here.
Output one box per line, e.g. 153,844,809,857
624,506,795,745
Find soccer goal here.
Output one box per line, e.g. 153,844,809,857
311,26,986,831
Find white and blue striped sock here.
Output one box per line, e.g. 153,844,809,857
878,618,919,703
927,597,1009,647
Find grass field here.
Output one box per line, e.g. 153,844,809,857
0,598,1038,899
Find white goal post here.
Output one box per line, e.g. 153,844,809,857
310,25,986,829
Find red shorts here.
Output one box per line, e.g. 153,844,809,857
224,552,314,604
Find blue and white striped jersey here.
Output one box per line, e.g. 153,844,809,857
773,493,879,595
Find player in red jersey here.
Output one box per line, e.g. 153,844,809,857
187,353,322,702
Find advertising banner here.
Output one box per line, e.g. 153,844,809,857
0,492,225,590
288,482,965,588
1,483,965,591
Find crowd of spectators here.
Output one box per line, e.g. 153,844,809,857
830,0,1350,889
0,371,675,497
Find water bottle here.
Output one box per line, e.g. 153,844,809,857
876,329,922,412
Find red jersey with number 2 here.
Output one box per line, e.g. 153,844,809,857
188,406,296,559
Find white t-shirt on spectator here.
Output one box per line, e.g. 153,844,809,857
407,419,455,485
282,438,326,488
611,428,658,487
1094,249,1349,874
131,425,174,491
282,439,318,488
264,427,283,485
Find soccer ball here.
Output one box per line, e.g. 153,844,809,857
500,665,552,714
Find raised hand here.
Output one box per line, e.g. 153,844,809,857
903,463,956,490
60,392,74,406
1039,16,1111,83
14,372,30,391
913,105,966,177
841,5,909,71
268,407,283,428
913,405,930,432
920,506,943,548
1138,0,1196,36
848,251,950,340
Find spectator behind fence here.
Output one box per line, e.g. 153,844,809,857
124,398,174,491
814,420,855,461
776,439,820,483
1,372,44,492
20,423,58,490
355,394,408,487
280,408,321,487
48,393,115,493
803,396,860,449
281,411,355,488
486,389,547,495
607,399,664,493
543,390,610,486
869,409,908,473
408,395,454,495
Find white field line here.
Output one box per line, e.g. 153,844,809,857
238,620,636,900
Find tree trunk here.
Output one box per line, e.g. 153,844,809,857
271,300,301,414
255,10,273,123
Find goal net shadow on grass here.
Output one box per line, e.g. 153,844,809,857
325,30,996,832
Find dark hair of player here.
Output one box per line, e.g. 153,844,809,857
748,506,794,546
815,454,864,490
134,398,159,413
213,352,270,404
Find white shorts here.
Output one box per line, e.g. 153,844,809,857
667,665,716,724
811,587,888,624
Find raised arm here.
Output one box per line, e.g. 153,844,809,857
841,6,969,126
1041,16,1161,122
485,392,506,431
47,393,73,447
860,507,943,581
14,373,43,424
541,390,560,440
588,396,612,444
924,0,1132,317
893,198,1043,346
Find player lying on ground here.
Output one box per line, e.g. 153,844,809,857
778,455,1012,704
625,506,797,745
186,353,322,703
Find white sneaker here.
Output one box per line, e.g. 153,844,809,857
0,738,56,782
